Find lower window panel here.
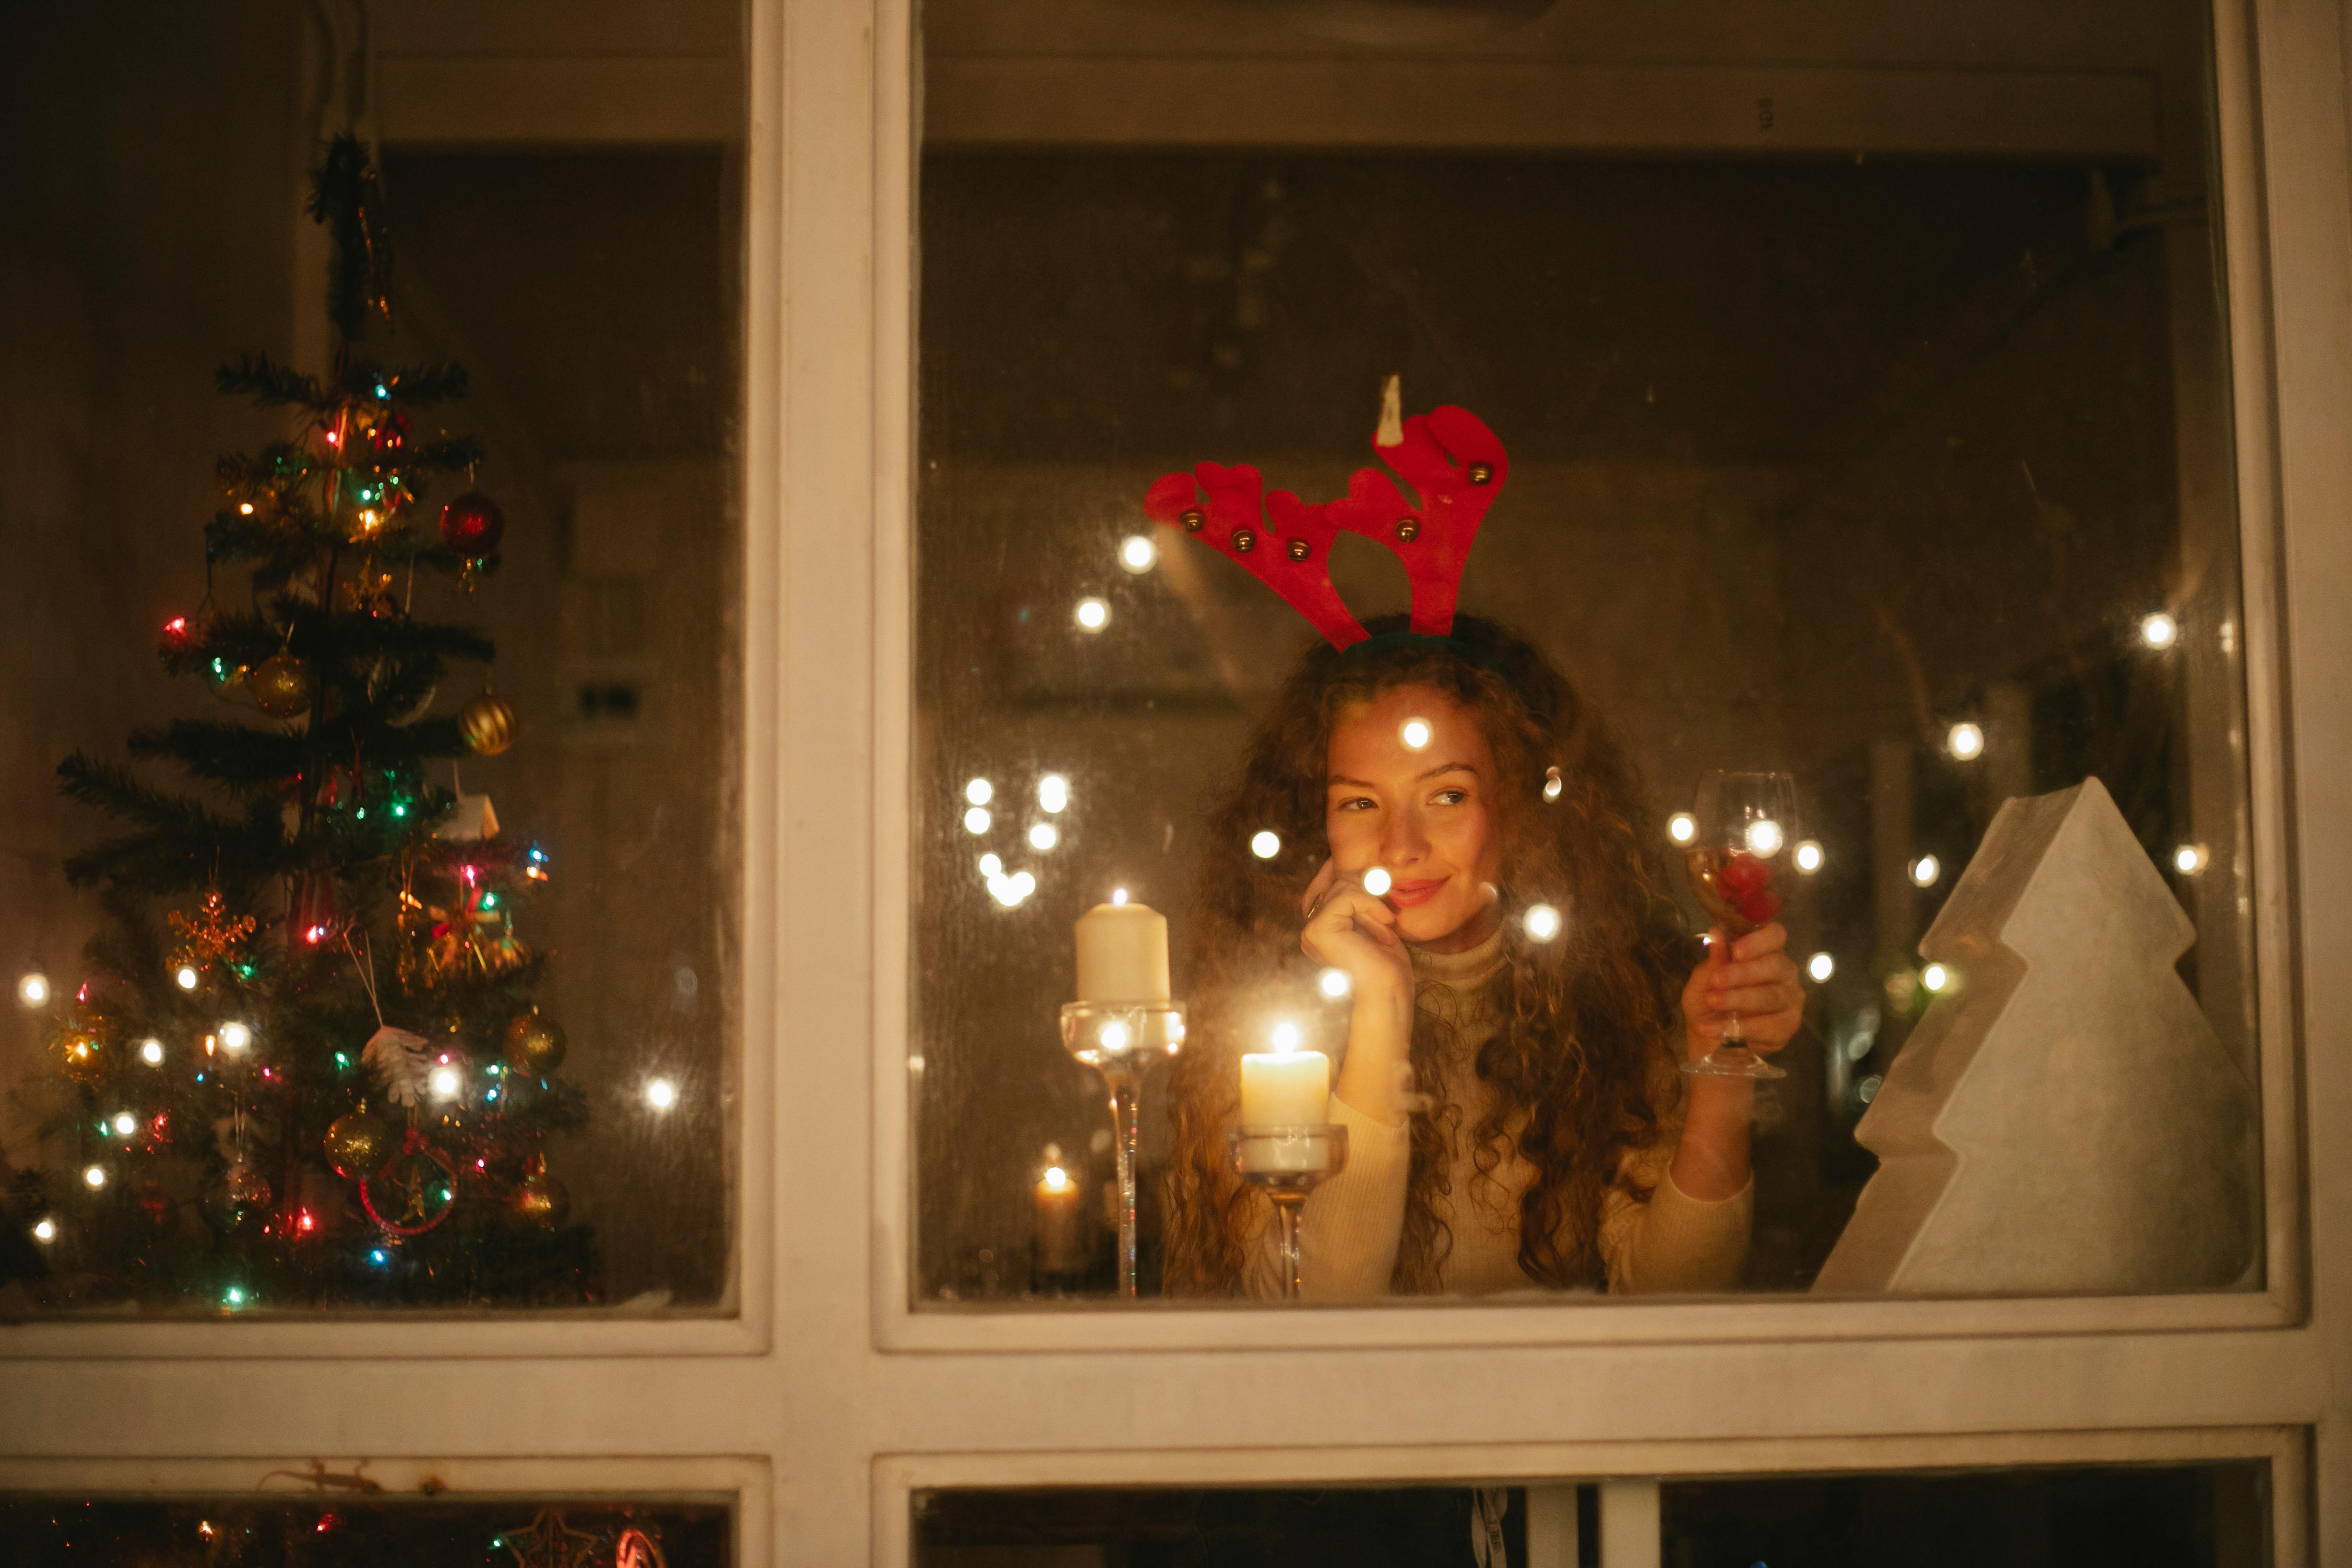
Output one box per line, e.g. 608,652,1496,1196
6,1495,731,1567
914,1461,2268,1567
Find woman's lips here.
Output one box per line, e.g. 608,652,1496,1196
1384,877,1448,910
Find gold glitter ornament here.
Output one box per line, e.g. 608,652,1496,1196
250,651,315,718
502,1012,566,1077
200,1158,272,1234
460,692,517,756
322,1107,399,1181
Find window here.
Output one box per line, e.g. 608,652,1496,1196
7,1,2345,1563
908,0,2277,1317
1,73,741,1316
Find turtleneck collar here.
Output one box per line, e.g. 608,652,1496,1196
1408,927,1507,992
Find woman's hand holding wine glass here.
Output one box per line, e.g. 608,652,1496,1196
1680,920,1805,1066
1680,770,1805,1079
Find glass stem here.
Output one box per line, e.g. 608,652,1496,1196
1107,1071,1140,1299
1274,1193,1304,1300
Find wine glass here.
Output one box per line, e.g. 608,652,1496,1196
1680,770,1796,1080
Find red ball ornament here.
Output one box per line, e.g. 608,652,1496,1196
439,491,505,557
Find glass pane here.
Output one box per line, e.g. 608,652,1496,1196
0,13,742,1309
912,1464,2268,1566
914,0,2260,1303
1662,1464,2270,1568
8,1495,729,1567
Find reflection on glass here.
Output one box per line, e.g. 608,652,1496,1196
915,0,2257,1303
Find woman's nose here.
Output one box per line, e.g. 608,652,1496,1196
1380,809,1429,865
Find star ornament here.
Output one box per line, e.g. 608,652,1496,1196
167,890,258,973
498,1507,605,1568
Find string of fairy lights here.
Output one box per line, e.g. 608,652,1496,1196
951,522,2218,1127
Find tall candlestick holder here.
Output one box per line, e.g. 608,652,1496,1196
1230,1125,1349,1300
1059,1001,1185,1299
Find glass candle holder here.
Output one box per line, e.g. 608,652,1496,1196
1059,1002,1185,1298
1230,1124,1349,1300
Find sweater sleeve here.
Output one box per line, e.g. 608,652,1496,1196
1242,1092,1412,1301
1597,1139,1752,1294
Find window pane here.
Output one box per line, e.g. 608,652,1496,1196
1663,1464,2269,1568
0,12,741,1309
912,1464,2269,1566
913,0,2260,1304
8,1495,730,1567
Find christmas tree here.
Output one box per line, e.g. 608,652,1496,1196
6,137,597,1309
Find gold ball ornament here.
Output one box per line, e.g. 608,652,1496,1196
460,692,517,756
506,1156,570,1229
322,1108,399,1181
54,1026,107,1086
503,1012,567,1077
200,1160,272,1234
250,652,316,718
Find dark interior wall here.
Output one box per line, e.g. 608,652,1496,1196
0,0,308,1153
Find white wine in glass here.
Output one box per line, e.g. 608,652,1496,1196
1681,770,1796,1080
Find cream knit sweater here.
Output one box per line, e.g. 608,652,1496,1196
1252,931,1752,1300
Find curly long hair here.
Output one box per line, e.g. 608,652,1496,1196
1161,614,1692,1295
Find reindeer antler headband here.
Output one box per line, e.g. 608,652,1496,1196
1143,377,1510,651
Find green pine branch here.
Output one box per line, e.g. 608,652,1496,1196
341,360,470,406
216,353,330,412
56,763,287,892
404,435,488,473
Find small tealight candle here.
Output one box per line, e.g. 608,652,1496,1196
1035,1155,1085,1276
1239,1021,1329,1131
1073,896,1170,1004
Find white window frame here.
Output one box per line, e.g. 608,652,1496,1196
5,2,2349,1563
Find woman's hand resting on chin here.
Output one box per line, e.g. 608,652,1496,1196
1298,857,1419,1127
1298,857,1415,1005
1679,922,1804,1065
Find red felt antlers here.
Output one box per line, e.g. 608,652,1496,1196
1142,380,1510,650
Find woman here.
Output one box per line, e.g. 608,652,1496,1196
1163,615,1805,1299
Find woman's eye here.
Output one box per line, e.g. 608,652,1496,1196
1432,788,1469,807
1333,796,1376,813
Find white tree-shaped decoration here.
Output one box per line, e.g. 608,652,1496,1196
1815,777,2260,1295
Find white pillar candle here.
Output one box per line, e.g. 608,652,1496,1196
1073,896,1170,1004
1239,1030,1330,1130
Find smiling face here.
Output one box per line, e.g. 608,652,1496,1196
1325,684,1506,952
